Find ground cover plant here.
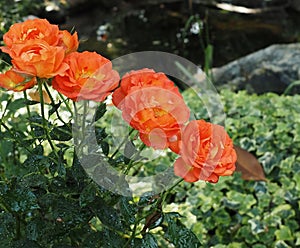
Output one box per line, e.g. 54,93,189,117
179,89,300,247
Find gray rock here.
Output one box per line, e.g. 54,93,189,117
211,43,300,94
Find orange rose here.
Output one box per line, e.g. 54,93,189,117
57,30,79,54
168,131,181,154
121,87,190,149
174,120,236,183
9,40,68,78
1,18,60,56
0,69,36,91
0,18,78,79
112,68,182,110
52,51,119,101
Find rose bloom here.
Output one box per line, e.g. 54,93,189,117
174,120,236,183
0,69,36,91
57,30,79,54
1,18,78,77
52,51,119,102
1,18,60,56
9,40,69,78
121,87,190,149
112,68,182,110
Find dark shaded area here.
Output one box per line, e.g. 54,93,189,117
39,0,300,67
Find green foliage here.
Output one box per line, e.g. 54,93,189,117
0,86,201,247
1,81,300,247
175,89,300,247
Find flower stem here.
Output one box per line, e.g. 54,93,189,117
109,128,136,160
15,214,21,240
160,178,184,207
123,143,146,175
43,83,68,125
122,178,183,247
23,91,31,119
23,91,35,137
123,222,138,248
38,80,46,119
72,102,79,148
37,80,58,156
82,101,88,141
58,92,73,117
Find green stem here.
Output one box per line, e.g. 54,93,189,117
43,83,68,125
23,91,35,138
37,80,58,156
175,61,199,87
23,91,31,119
160,178,184,207
123,222,138,248
72,101,88,153
203,13,213,82
109,128,136,160
122,179,184,247
123,143,146,175
82,100,88,142
283,80,300,95
72,102,80,148
15,214,21,240
122,179,183,247
0,96,12,120
58,92,73,117
38,80,46,121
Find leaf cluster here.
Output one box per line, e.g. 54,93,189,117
175,89,300,247
0,89,202,247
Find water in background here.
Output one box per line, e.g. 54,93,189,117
56,0,300,67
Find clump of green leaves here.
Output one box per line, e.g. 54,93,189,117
2,87,300,247
0,86,202,247
175,89,300,247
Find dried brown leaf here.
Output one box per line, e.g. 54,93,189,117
234,145,266,181
28,89,51,104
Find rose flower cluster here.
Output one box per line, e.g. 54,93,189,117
0,18,119,100
112,69,236,182
0,18,236,183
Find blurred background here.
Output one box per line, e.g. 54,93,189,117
1,0,300,67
